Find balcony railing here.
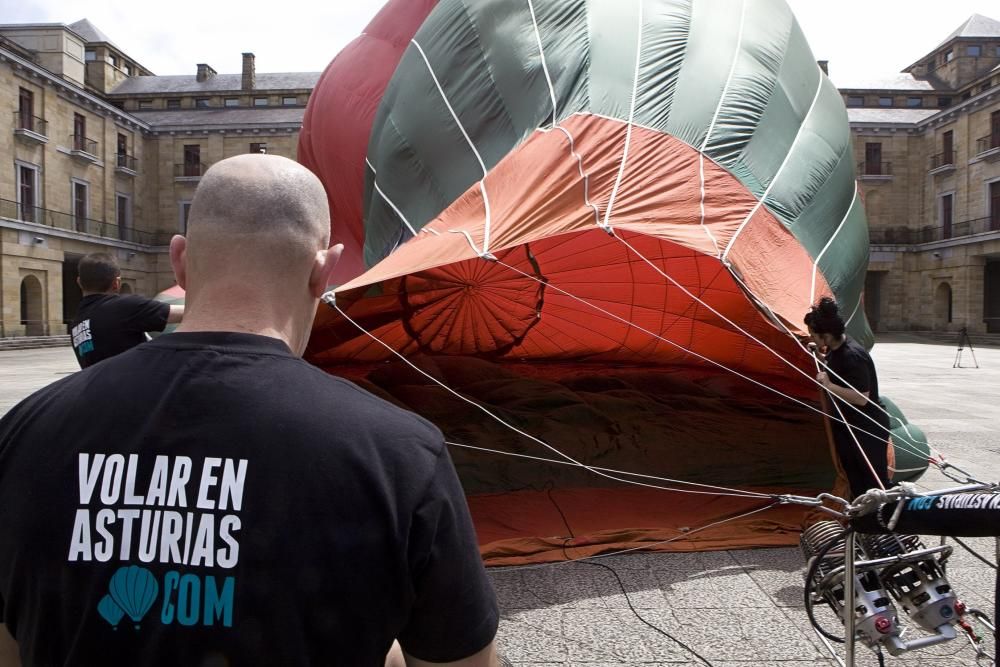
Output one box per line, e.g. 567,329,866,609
174,162,209,178
70,133,99,156
13,111,48,137
857,161,892,177
975,134,1000,156
0,198,172,246
116,153,138,171
870,216,1000,245
929,150,956,171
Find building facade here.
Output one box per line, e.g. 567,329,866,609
839,14,1000,334
0,19,317,337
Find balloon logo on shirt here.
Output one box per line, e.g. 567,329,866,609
97,565,159,629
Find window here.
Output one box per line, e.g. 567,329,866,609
16,164,38,223
878,96,893,107
73,113,86,150
166,98,182,109
224,98,240,107
179,202,192,234
906,96,922,108
941,193,953,239
250,142,267,154
968,45,981,57
18,88,34,131
990,181,1000,232
846,95,864,107
282,96,297,106
111,54,119,68
116,194,131,240
85,49,96,62
138,100,154,110
117,133,127,158
195,98,211,108
125,64,133,76
942,130,954,164
938,96,952,108
991,110,1000,150
183,145,201,177
946,50,954,63
864,142,882,176
72,180,89,232
253,97,268,107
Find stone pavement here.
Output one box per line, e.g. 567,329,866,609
0,337,996,666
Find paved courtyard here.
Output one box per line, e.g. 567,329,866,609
0,335,996,666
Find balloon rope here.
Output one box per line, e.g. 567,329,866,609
606,231,927,466
444,441,772,499
488,259,909,450
726,268,942,461
323,294,775,501
487,500,781,573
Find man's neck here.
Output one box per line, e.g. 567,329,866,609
81,289,115,297
829,335,846,351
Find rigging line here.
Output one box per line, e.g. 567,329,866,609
551,125,601,225
696,0,747,257
609,233,928,463
810,182,858,305
324,297,744,496
410,38,493,254
526,0,557,130
725,269,936,460
601,0,644,231
365,158,417,236
488,501,781,573
491,258,904,445
721,62,826,262
445,441,774,499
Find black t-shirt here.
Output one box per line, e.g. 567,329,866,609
71,294,170,368
0,332,498,666
825,336,884,428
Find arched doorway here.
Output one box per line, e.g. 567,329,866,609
119,282,132,294
934,282,952,330
19,275,45,336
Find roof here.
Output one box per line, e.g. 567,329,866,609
67,19,113,45
936,13,1000,47
109,72,320,95
131,107,305,131
835,73,938,91
846,108,940,125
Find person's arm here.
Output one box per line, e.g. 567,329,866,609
167,305,184,324
386,640,499,667
396,446,499,663
0,624,20,667
816,373,870,406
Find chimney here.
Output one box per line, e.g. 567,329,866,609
242,52,255,91
196,63,217,83
817,60,829,76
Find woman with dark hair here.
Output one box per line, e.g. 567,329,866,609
804,297,892,499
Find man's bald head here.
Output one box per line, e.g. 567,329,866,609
185,154,331,282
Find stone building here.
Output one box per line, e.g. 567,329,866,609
839,14,1000,334
0,19,317,337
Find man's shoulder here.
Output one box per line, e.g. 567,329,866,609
292,363,443,445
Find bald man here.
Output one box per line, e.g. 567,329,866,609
0,155,499,667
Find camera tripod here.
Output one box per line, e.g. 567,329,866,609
953,327,979,368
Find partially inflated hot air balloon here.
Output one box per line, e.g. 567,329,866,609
301,0,930,564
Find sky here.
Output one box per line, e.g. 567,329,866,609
4,0,997,85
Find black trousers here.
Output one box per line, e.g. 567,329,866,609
832,408,892,499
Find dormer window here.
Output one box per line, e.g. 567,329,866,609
967,45,981,57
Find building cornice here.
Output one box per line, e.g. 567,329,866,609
0,45,150,132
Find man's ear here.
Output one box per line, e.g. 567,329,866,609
169,235,188,290
309,243,344,299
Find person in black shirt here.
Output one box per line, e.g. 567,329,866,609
805,297,893,499
0,154,499,666
70,252,184,368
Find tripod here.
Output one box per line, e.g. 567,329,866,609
953,327,980,368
